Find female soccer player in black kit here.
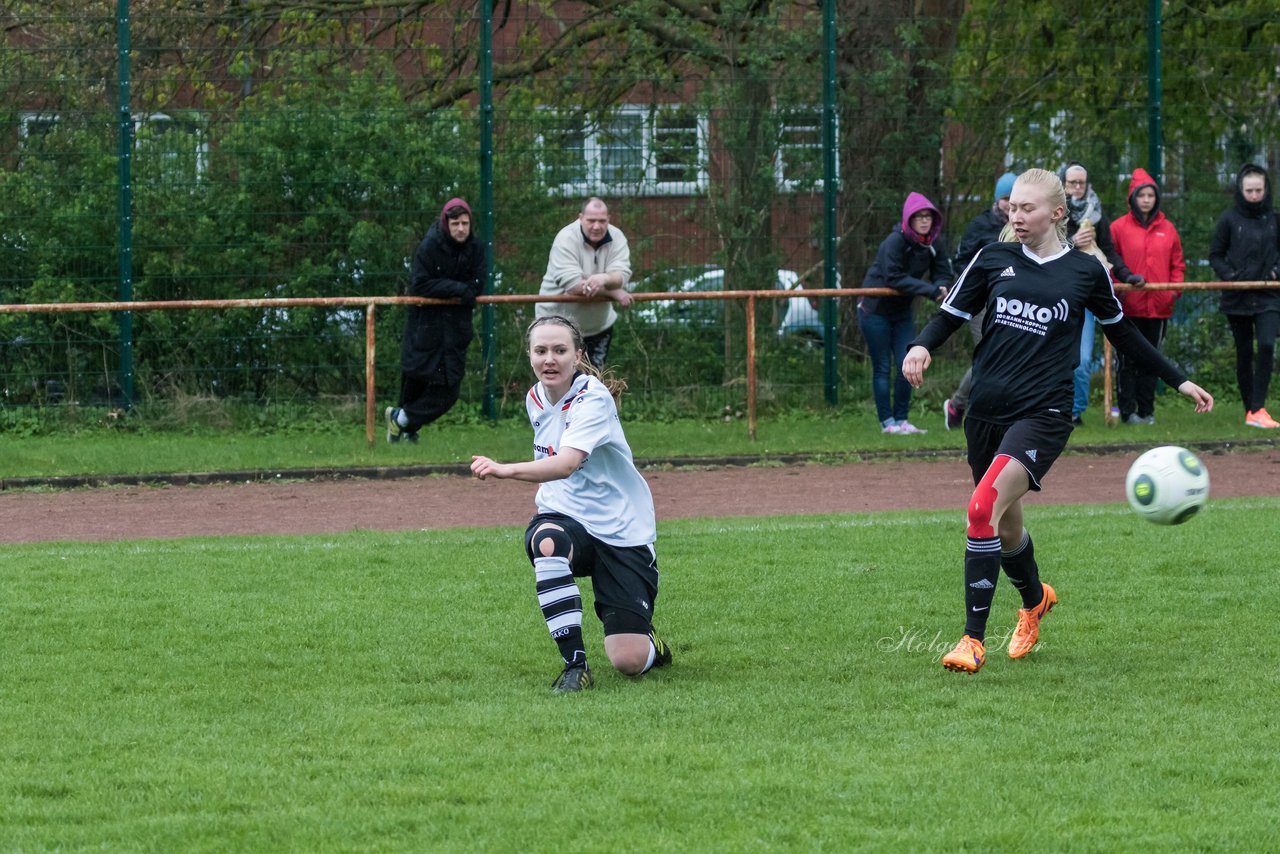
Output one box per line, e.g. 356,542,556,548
902,168,1214,675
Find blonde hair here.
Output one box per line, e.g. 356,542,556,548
1013,168,1069,242
525,315,628,402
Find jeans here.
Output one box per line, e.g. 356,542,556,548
858,307,916,425
1072,310,1096,419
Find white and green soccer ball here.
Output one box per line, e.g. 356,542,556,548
1125,445,1210,525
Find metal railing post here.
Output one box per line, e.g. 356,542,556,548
365,304,377,445
1103,337,1116,425
746,294,758,440
479,0,497,420
1147,0,1163,184
821,0,839,405
116,0,134,409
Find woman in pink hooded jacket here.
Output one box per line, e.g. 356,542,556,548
1109,168,1185,424
859,192,954,433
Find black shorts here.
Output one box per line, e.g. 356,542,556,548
964,411,1074,491
524,513,659,636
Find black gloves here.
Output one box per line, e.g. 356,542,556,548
1125,273,1146,286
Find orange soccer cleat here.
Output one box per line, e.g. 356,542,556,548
1009,582,1057,659
942,635,986,674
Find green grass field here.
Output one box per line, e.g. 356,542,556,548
3,500,1277,850
2,400,1273,480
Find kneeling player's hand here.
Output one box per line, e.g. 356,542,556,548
1177,381,1214,413
471,455,508,480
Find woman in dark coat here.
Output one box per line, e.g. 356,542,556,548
1209,164,1280,428
386,197,486,443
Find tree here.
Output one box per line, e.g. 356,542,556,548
945,0,1280,262
836,0,963,287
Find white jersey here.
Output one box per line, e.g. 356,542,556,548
526,373,656,546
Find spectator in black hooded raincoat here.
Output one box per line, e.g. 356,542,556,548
386,197,486,443
1209,164,1280,428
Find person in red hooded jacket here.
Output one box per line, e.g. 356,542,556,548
1109,168,1185,424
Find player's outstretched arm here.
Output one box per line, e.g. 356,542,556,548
1103,320,1207,410
1177,381,1214,413
471,448,587,483
902,345,932,388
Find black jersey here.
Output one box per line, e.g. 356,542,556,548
920,241,1123,424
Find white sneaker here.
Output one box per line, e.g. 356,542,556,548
897,421,927,434
385,406,403,443
881,423,904,434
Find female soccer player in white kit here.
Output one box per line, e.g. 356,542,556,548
471,315,671,693
902,169,1213,675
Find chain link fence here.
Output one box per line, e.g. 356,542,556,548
2,2,1277,429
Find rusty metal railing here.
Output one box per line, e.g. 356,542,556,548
2,280,1274,441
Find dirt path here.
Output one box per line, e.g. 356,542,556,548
3,449,1277,544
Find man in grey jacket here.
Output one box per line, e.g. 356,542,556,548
536,197,633,366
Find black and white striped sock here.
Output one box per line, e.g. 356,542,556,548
534,556,586,666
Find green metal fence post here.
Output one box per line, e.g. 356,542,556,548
480,0,497,420
1147,0,1163,184
821,0,839,405
116,0,134,409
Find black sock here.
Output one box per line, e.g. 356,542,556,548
1001,531,1044,610
556,633,587,668
964,536,1002,642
